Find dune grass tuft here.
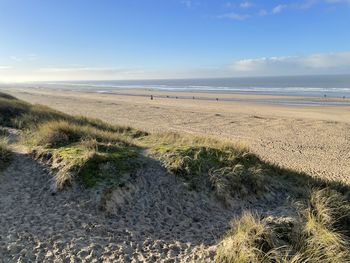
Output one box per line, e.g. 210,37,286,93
0,93,148,189
0,94,148,138
142,132,267,202
297,189,350,263
33,139,139,189
152,144,265,196
30,120,132,147
0,137,12,170
30,121,142,190
0,92,17,100
215,212,275,263
215,189,350,263
141,131,350,205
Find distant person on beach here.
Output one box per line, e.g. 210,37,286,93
150,95,153,100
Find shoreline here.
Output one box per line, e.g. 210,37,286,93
1,86,350,185
4,84,350,107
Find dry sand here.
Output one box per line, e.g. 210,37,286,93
3,86,350,184
0,130,288,262
1,86,349,262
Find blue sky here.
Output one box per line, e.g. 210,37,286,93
0,0,349,81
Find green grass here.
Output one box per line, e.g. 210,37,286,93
28,120,132,147
150,143,266,201
28,120,143,190
140,132,267,203
0,92,17,100
0,93,147,189
141,132,350,206
0,93,147,137
33,139,140,189
0,137,12,171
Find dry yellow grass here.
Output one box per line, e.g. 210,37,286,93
31,120,131,147
215,212,274,263
216,189,350,263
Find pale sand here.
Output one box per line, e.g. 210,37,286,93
0,130,287,262
3,86,350,184
1,87,349,262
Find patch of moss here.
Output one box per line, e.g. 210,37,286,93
42,142,140,188
78,145,139,187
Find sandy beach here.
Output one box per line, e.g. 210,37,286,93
1,87,350,262
3,86,350,185
2,2,350,261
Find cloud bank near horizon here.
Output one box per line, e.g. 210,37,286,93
230,51,350,76
1,51,350,82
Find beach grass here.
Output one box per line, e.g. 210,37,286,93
141,132,266,203
0,137,12,171
215,189,350,263
27,120,143,189
1,93,350,196
141,131,350,206
0,93,147,189
0,92,349,262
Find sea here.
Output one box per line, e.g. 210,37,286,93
42,74,350,106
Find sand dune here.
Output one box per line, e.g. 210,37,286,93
1,89,349,262
3,87,350,184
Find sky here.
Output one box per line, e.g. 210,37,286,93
0,0,349,82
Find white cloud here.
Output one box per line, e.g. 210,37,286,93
37,67,127,73
30,66,167,81
272,4,288,14
258,9,268,16
2,51,350,82
218,0,349,20
298,0,318,9
240,1,253,8
181,0,192,8
325,0,350,3
230,51,350,75
0,66,12,70
217,12,251,20
180,0,200,8
10,56,21,62
27,54,38,61
225,2,235,8
9,54,38,62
